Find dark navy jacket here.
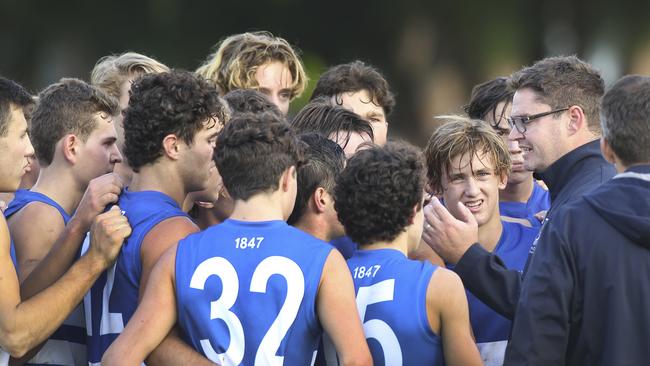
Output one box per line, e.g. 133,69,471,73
453,140,616,319
505,165,650,365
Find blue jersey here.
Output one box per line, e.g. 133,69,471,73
4,189,87,365
329,236,357,259
175,219,333,365
83,190,189,365
500,181,550,227
453,221,538,366
342,249,443,366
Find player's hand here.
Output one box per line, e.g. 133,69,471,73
534,210,548,223
75,173,123,230
88,205,131,268
421,196,478,264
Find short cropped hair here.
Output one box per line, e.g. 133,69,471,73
310,60,395,116
223,88,283,118
335,142,425,246
287,133,345,225
123,70,225,171
425,116,511,194
291,100,374,150
601,75,650,166
509,56,604,134
90,52,170,100
31,78,118,165
0,76,34,136
196,31,307,99
464,77,513,127
215,112,303,201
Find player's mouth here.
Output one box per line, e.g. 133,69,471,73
463,199,484,212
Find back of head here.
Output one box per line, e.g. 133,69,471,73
90,52,170,100
465,76,513,124
287,133,345,225
215,112,303,201
425,116,511,194
310,60,395,116
123,70,225,171
31,78,118,165
334,141,425,246
223,88,283,118
509,55,604,134
601,75,650,166
196,31,307,99
0,76,33,136
291,100,374,147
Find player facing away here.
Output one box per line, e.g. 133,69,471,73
424,116,539,365
102,112,372,366
331,141,482,366
83,70,226,365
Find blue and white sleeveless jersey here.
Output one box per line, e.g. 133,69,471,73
4,189,87,365
83,189,189,365
329,236,357,260
335,249,443,366
175,219,333,366
500,181,550,227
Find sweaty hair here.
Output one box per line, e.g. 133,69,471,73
31,78,118,165
223,88,283,118
509,55,604,134
425,116,511,194
310,60,395,116
90,52,170,100
196,31,307,99
335,142,425,246
287,133,345,225
291,99,374,150
123,70,226,171
0,76,33,136
215,112,303,201
464,77,513,128
601,75,650,166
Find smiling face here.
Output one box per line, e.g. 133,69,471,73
441,150,506,227
0,105,35,191
254,60,294,116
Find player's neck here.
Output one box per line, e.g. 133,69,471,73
500,177,534,203
229,192,286,222
129,165,187,207
293,215,331,242
359,231,409,256
30,166,85,215
477,212,503,253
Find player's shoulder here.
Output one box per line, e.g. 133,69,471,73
9,200,65,229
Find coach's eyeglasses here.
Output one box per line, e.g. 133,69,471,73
506,107,570,134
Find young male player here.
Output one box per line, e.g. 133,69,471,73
333,141,482,366
5,78,123,365
102,112,372,366
83,70,226,365
0,77,130,361
424,117,538,365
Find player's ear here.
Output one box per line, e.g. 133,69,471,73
281,166,296,192
498,170,508,190
600,137,617,165
312,187,328,214
62,133,79,163
566,105,586,136
162,134,180,160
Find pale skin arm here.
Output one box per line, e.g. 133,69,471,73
317,250,373,366
427,267,482,366
137,216,214,366
0,206,130,358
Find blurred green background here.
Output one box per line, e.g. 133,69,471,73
3,0,650,145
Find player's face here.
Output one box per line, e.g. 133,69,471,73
112,79,134,183
187,165,223,205
75,112,122,183
441,151,506,227
0,105,35,192
182,119,221,193
255,60,293,116
509,88,568,173
329,131,373,159
336,89,388,146
486,101,532,185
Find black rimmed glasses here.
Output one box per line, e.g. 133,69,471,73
506,107,570,134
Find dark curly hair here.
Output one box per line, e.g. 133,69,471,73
334,141,425,246
287,133,345,225
215,112,303,201
223,88,283,118
31,78,118,165
310,60,395,116
464,77,513,128
0,76,33,137
123,70,226,171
